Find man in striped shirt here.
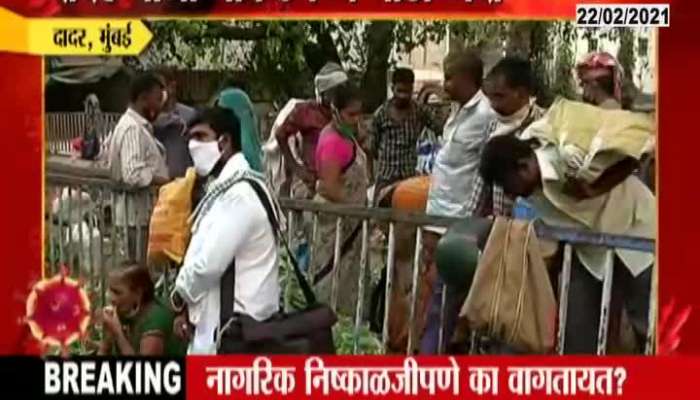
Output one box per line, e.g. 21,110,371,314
107,72,170,262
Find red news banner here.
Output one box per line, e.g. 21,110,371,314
187,356,697,399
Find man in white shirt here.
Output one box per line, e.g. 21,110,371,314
479,134,654,354
107,72,170,262
170,107,280,355
420,49,497,354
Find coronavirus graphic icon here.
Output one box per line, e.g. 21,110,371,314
25,267,90,350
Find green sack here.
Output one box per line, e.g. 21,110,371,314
435,218,492,289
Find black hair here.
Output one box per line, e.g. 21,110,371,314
116,261,155,304
392,68,415,85
191,106,242,152
331,83,363,111
444,49,484,87
595,73,616,98
487,56,534,93
479,135,537,185
129,72,164,103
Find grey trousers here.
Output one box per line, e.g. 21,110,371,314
123,226,149,265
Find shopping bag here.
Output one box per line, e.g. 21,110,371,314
147,168,197,265
415,126,441,175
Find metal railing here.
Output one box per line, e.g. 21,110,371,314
46,112,121,155
280,198,656,356
45,156,657,356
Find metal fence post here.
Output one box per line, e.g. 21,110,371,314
645,262,658,355
557,244,573,355
381,223,396,351
437,283,448,355
406,227,423,355
353,220,370,354
330,217,343,312
596,249,615,355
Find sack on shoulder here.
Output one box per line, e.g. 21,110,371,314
147,168,197,265
460,217,556,353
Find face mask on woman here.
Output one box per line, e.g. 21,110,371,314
331,104,357,139
188,139,221,176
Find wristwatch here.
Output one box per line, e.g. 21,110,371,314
170,289,186,313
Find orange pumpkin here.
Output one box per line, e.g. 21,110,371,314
391,176,431,211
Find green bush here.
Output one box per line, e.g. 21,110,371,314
278,247,383,355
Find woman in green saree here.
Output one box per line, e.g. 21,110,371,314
99,263,186,356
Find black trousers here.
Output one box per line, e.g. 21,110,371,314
563,254,652,354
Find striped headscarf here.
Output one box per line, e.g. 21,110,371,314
576,51,624,103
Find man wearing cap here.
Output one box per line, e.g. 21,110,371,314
274,62,349,200
576,51,624,110
574,51,652,196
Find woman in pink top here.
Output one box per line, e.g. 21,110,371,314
311,84,370,316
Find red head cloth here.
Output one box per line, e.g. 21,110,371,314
576,51,623,103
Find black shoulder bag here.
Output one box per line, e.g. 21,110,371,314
217,178,337,354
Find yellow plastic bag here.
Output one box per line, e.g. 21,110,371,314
147,168,197,265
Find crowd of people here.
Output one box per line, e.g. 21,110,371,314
92,47,656,356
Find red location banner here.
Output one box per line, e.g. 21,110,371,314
187,355,699,399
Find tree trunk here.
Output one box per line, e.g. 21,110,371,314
361,21,396,113
529,22,554,106
617,28,638,109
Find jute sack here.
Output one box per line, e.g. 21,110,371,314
460,217,556,353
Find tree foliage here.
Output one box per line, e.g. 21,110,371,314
617,28,638,108
139,21,647,109
551,22,577,102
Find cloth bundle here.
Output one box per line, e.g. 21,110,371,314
522,97,655,183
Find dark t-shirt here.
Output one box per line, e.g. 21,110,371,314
154,103,196,179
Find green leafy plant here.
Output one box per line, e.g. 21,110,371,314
278,245,383,355
333,316,384,355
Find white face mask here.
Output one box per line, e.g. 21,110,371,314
495,102,531,124
188,140,221,176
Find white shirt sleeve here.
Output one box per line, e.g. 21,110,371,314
174,190,258,305
120,126,153,187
